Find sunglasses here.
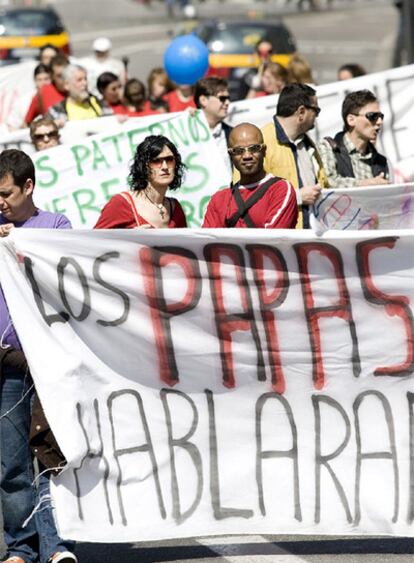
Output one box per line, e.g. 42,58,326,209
215,95,230,103
228,143,264,156
357,111,384,123
305,105,321,116
149,155,176,168
33,130,59,142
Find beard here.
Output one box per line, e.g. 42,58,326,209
73,89,90,103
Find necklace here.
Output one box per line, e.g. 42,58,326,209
144,190,166,219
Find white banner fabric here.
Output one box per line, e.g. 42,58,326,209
311,182,414,231
1,228,414,541
0,61,36,132
31,111,231,228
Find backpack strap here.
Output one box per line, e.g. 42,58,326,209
225,176,280,228
325,132,355,178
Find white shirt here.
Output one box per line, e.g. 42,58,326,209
80,55,125,96
211,122,232,177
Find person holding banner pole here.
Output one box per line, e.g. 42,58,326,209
203,123,298,229
256,83,328,228
317,89,390,189
95,135,187,229
0,150,77,563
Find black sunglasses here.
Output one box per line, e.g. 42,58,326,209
214,95,230,103
305,105,321,116
33,130,59,142
358,111,384,123
228,143,264,156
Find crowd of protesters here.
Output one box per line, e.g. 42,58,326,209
0,28,393,563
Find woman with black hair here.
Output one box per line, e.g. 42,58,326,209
96,71,128,115
95,135,187,229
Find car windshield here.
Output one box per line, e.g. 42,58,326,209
0,11,61,36
195,23,296,55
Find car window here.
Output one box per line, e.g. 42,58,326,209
195,23,296,55
0,11,62,36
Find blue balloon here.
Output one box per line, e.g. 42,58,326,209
164,35,209,85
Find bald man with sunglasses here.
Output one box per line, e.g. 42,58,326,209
318,89,390,189
203,123,297,229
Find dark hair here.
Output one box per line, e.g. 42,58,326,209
128,135,185,192
255,36,273,53
34,63,50,78
276,83,316,117
97,71,119,95
194,76,229,108
342,89,378,130
124,78,146,109
338,63,366,79
29,117,59,140
49,54,69,72
0,149,35,188
39,43,59,59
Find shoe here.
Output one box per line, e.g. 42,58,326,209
49,553,78,563
3,557,26,563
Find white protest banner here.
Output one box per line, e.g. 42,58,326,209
311,182,414,231
0,61,36,131
0,127,32,153
227,64,414,179
1,228,414,541
32,111,231,228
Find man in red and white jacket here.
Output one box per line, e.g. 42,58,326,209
203,122,298,229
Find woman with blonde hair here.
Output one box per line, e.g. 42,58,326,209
287,53,315,85
147,67,174,112
247,62,289,98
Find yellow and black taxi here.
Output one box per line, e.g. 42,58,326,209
191,20,296,100
0,7,70,65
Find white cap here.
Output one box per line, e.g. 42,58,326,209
93,37,112,52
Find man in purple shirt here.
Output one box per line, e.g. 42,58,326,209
0,150,76,563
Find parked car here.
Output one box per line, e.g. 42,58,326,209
0,7,70,65
191,20,297,100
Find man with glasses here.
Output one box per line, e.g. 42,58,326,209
194,76,232,173
259,83,328,228
30,117,60,152
203,123,297,228
318,89,390,189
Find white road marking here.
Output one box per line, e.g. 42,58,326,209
70,22,172,43
110,38,169,57
298,39,379,56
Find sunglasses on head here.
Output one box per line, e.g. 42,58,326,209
149,155,176,168
358,111,384,123
228,143,264,156
33,130,59,142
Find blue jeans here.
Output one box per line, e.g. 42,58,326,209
0,371,74,562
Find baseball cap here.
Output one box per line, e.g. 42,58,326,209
93,37,112,52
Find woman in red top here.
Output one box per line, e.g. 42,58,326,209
95,135,187,229
97,71,128,115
